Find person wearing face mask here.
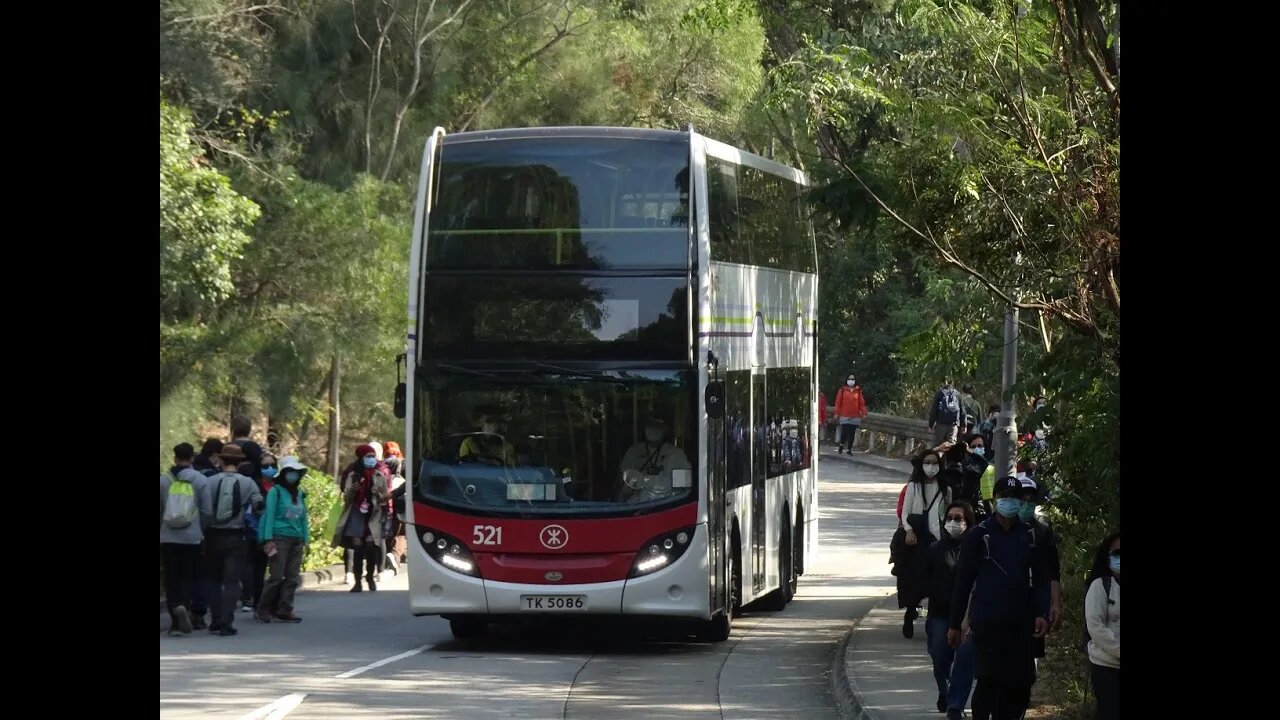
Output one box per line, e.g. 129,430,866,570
459,413,518,467
947,477,1051,720
1018,477,1061,645
255,456,311,623
382,453,407,574
618,418,691,503
334,444,390,592
896,450,950,638
956,435,989,517
239,452,279,615
1084,530,1120,720
921,501,979,718
833,375,867,454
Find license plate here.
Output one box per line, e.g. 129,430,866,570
520,595,587,611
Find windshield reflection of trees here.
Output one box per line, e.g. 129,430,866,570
425,278,687,357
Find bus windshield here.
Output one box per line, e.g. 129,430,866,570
413,368,697,517
426,137,690,271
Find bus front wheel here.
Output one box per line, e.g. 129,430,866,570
699,541,739,642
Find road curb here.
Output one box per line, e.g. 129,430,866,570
831,593,898,720
300,562,349,590
820,450,912,476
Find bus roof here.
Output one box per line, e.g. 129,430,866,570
441,126,689,145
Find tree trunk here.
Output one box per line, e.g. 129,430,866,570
327,355,342,477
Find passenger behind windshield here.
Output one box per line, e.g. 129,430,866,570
457,409,517,467
616,417,691,503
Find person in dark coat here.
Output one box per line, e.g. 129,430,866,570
922,500,979,718
894,449,948,638
947,477,1051,720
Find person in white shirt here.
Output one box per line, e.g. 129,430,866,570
1085,530,1120,720
617,417,691,503
897,450,951,638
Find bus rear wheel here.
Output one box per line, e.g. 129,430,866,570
448,617,488,639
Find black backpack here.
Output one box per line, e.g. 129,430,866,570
1080,575,1114,654
937,387,960,424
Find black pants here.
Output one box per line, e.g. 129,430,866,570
350,540,380,583
1091,663,1120,720
160,543,202,621
971,681,1031,720
205,531,248,627
241,541,267,607
971,620,1036,720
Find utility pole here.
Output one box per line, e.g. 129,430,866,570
994,305,1019,479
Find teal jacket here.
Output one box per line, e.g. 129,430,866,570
260,485,310,544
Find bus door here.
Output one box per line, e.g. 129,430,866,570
706,361,726,615
751,369,766,594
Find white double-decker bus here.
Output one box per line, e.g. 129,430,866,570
398,126,818,641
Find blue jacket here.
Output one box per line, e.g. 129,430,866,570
948,516,1051,629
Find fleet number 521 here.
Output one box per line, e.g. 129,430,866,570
473,525,503,545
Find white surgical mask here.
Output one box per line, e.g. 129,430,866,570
972,447,985,457
945,520,966,538
846,379,855,387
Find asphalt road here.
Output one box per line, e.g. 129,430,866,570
159,455,903,720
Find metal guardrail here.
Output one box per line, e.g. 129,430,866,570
825,407,933,456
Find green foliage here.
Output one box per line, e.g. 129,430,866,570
159,98,261,321
300,469,345,571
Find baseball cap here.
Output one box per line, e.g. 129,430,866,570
993,476,1022,497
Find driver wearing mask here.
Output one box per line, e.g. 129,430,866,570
617,417,691,503
458,412,517,467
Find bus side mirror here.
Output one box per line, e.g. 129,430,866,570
705,381,724,419
394,382,407,419
393,352,407,419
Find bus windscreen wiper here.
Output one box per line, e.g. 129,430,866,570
426,363,502,380
530,362,612,380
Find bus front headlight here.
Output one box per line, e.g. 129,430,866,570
629,526,697,578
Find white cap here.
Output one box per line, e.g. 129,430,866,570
279,456,307,472
369,441,384,460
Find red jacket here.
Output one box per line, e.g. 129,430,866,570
897,484,908,527
834,386,868,419
818,393,828,425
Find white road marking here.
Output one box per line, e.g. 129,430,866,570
237,644,430,718
333,644,431,679
239,692,307,720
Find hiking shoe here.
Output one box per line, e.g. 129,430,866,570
174,606,194,634
903,608,917,638
275,611,302,623
216,626,238,637
350,582,363,593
